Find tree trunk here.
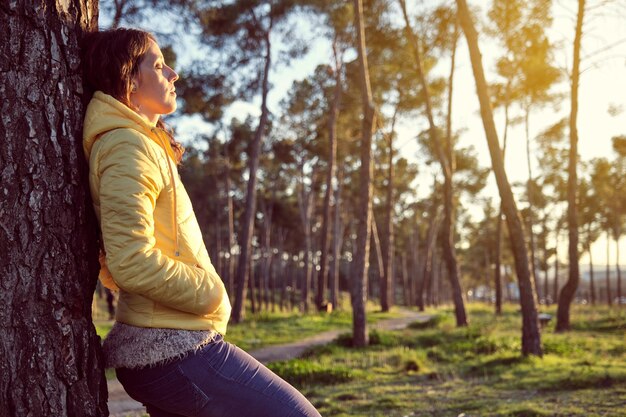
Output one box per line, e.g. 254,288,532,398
495,76,512,316
495,209,504,314
524,109,539,292
0,2,107,416
588,235,595,305
260,198,274,312
418,209,442,311
316,38,342,311
553,230,560,303
277,228,286,311
542,218,549,304
248,254,256,314
606,230,612,305
381,108,398,312
556,0,584,332
616,235,622,302
411,227,421,307
371,215,385,304
214,203,223,279
401,254,409,306
290,257,297,311
224,154,236,299
330,167,344,310
351,0,376,347
231,20,273,323
456,0,542,355
400,0,467,326
297,165,314,313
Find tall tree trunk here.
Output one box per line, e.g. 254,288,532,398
556,0,584,332
317,38,342,311
495,210,504,313
606,230,612,305
214,203,223,278
401,254,409,306
456,0,542,355
495,99,511,315
371,216,385,304
232,20,273,323
298,165,314,313
444,18,464,323
524,108,539,292
542,218,549,304
588,232,595,305
418,209,442,311
290,257,297,311
553,229,560,303
277,228,286,311
400,0,467,326
0,2,107,416
260,198,274,312
352,0,376,347
411,226,421,307
248,254,256,314
616,235,622,302
330,167,344,310
224,154,236,299
381,107,398,312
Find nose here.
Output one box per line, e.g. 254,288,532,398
168,65,179,82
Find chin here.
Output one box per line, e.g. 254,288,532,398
162,103,177,115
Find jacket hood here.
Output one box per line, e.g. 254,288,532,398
83,91,158,160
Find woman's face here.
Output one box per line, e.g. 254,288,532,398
130,40,178,124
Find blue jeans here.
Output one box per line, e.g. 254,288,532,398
115,335,321,417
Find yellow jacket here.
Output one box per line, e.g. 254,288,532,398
83,92,231,334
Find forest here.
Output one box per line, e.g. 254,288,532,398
99,0,626,352
1,0,625,415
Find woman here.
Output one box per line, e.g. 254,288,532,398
82,28,321,417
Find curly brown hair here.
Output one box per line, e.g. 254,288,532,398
82,28,184,163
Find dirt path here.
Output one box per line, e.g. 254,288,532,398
107,309,431,417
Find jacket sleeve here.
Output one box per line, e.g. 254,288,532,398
97,130,223,316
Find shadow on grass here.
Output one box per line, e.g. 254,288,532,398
570,314,625,334
538,372,625,392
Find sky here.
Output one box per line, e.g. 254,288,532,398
100,0,626,267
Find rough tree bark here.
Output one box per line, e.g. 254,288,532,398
455,0,542,356
351,0,376,347
0,1,108,416
556,0,584,332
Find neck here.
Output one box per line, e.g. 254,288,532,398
136,109,159,126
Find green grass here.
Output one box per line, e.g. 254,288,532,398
93,294,404,351
92,295,405,380
271,303,626,417
92,295,625,416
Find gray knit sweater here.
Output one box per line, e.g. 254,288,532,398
103,322,219,369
